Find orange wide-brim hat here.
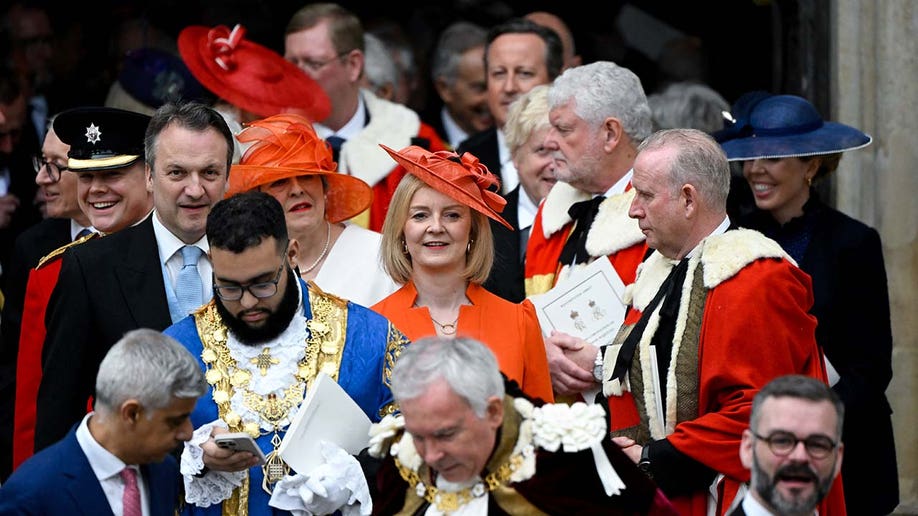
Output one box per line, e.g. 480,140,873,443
379,144,512,230
229,114,372,223
178,24,331,122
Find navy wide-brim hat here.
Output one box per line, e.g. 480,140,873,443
53,107,152,171
719,94,872,161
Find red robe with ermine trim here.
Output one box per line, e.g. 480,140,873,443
603,230,846,515
523,181,646,298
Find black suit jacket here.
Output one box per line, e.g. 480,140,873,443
419,101,450,150
483,186,526,303
456,127,501,183
740,199,898,514
0,217,70,479
35,216,171,450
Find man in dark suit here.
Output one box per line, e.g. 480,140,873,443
731,375,844,516
35,101,233,451
0,328,206,515
424,21,493,151
0,70,43,278
456,18,562,195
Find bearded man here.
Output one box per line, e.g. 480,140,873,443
164,191,407,515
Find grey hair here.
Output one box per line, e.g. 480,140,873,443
548,61,652,143
363,33,399,93
647,81,730,133
504,84,550,157
750,375,845,439
94,329,206,415
391,336,504,418
637,128,730,207
430,21,488,86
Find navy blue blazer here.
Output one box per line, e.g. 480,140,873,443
0,425,180,515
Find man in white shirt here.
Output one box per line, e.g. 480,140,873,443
0,328,206,515
732,375,844,516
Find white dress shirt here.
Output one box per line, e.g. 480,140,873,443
152,212,212,297
440,108,469,150
75,414,150,516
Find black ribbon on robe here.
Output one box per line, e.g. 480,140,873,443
610,257,690,408
558,195,605,266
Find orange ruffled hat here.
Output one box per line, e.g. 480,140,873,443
379,144,512,230
229,114,373,223
179,24,331,121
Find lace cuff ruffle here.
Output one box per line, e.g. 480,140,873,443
180,420,247,507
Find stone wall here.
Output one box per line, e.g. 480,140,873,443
833,0,918,512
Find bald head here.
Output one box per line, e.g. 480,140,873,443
525,11,581,70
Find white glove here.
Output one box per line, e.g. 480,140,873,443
269,441,372,516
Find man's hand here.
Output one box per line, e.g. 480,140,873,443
545,330,597,396
201,427,261,472
0,194,20,229
612,436,642,463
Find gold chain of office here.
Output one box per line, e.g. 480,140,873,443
393,452,525,513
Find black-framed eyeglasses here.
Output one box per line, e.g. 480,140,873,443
213,264,285,301
751,431,837,459
32,156,70,183
291,51,350,73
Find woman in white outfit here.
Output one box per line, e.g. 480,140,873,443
227,114,397,306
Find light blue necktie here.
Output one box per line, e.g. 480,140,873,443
175,245,204,315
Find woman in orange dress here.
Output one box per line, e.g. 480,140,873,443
371,145,553,402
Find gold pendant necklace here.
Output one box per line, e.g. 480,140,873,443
430,315,459,335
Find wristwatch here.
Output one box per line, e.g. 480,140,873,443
592,347,604,382
638,443,653,479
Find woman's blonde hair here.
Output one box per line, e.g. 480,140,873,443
380,174,494,285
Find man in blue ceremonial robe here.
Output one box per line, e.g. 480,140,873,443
164,191,408,515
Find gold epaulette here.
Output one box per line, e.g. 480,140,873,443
35,232,100,270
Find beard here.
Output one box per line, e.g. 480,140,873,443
214,266,301,345
752,452,835,516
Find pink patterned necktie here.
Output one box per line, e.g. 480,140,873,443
120,467,142,516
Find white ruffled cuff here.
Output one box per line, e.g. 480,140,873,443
268,441,371,516
180,420,248,508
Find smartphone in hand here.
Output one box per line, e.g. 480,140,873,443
214,432,267,465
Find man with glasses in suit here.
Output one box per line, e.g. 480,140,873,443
732,375,844,516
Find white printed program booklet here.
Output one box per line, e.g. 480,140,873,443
278,372,371,475
529,257,628,348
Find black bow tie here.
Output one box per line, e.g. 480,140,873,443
559,195,606,266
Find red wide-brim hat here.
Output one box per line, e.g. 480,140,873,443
229,114,372,223
379,144,512,230
178,24,330,122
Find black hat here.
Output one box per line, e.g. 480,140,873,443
53,107,152,171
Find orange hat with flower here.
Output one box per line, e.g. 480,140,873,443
179,24,330,121
379,144,512,230
229,114,372,223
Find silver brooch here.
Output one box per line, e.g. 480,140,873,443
85,123,102,144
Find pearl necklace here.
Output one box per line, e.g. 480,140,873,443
301,222,331,274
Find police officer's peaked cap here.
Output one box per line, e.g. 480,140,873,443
53,107,152,172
